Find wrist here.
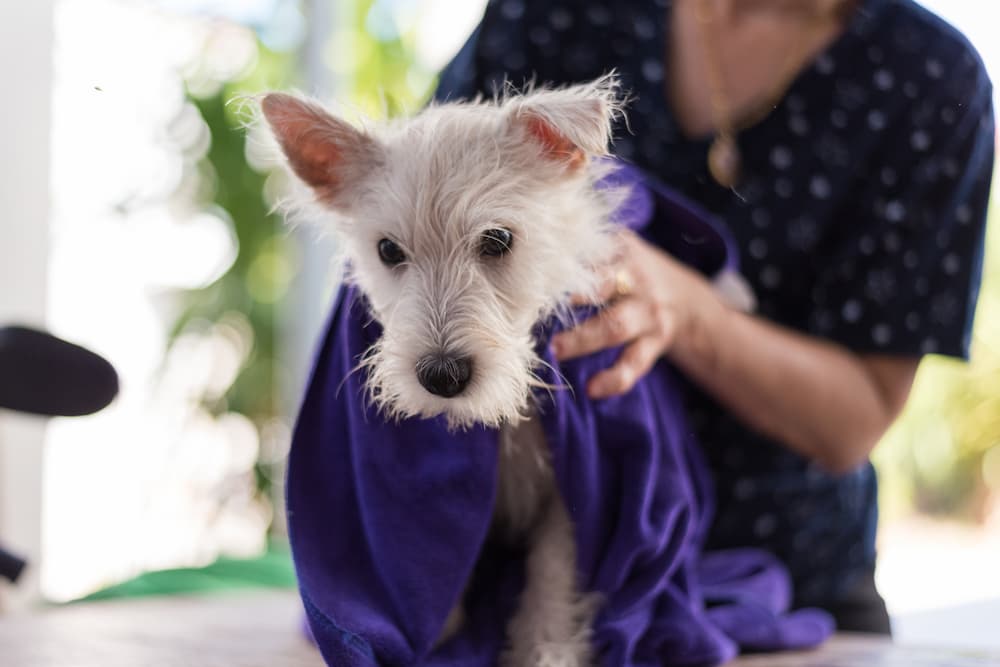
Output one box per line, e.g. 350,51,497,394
667,285,733,373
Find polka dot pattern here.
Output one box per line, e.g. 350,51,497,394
434,0,995,608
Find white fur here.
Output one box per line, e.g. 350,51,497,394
263,75,625,667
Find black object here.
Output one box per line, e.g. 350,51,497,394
0,326,119,590
0,326,119,417
0,545,26,584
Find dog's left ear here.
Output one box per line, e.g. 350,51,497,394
508,75,621,173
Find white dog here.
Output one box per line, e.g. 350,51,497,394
262,76,625,667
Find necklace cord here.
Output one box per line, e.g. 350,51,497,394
685,0,852,186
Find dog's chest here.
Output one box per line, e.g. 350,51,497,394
493,416,555,539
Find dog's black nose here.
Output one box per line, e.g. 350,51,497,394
416,355,473,398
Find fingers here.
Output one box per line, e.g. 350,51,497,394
568,232,639,306
587,334,664,399
552,298,650,361
553,230,685,398
568,266,628,306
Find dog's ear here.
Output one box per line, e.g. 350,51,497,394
508,76,621,173
261,93,382,207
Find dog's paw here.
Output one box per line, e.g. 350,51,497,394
501,590,601,667
501,641,593,667
534,643,590,667
434,604,466,648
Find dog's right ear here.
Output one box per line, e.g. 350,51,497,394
506,75,622,174
261,93,382,207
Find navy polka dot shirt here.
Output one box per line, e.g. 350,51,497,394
435,0,995,607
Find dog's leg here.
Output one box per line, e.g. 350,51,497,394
435,601,466,648
501,493,598,667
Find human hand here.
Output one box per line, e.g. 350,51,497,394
551,230,726,399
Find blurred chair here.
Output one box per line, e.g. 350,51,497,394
0,326,118,587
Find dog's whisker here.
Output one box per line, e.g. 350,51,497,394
532,358,573,396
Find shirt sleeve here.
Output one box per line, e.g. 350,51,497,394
807,60,995,360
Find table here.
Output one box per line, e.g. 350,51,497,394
1,590,997,666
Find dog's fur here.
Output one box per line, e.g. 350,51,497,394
262,76,625,667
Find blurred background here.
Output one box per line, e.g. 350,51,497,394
0,0,996,651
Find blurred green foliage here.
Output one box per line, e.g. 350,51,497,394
174,43,296,497
332,0,436,119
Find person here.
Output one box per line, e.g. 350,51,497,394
434,0,995,633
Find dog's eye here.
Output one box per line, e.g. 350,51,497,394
479,228,513,257
377,238,406,266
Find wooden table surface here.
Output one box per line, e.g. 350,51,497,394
1,589,998,666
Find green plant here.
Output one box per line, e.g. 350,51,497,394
171,42,297,498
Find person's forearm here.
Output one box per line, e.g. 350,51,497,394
671,303,901,474
549,232,915,470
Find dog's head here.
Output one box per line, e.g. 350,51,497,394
262,77,623,428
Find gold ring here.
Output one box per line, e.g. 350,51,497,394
614,270,633,299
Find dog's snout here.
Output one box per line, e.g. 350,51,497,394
416,355,473,398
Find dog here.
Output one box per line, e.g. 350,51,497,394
262,76,626,667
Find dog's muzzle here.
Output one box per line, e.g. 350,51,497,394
416,354,473,398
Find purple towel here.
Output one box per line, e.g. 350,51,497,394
287,163,834,666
